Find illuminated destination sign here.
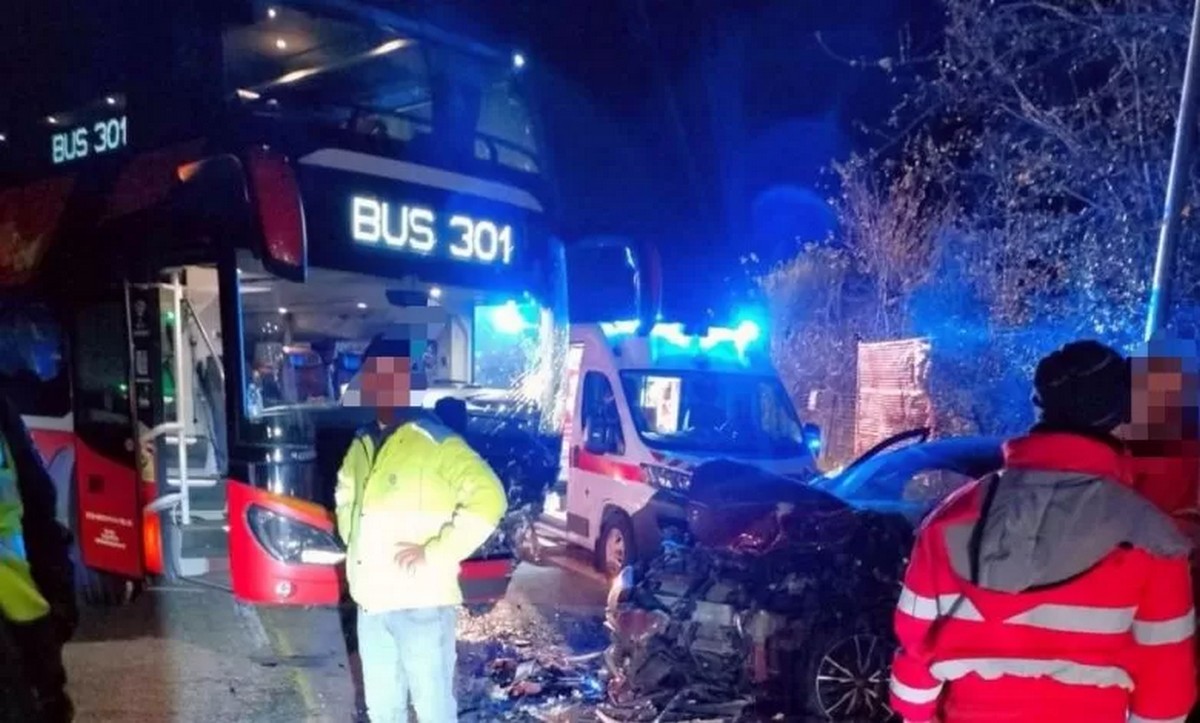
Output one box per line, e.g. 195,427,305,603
350,195,516,265
51,115,128,166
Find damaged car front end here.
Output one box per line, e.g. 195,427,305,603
600,460,913,722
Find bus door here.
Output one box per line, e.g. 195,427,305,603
70,288,145,580
129,268,230,581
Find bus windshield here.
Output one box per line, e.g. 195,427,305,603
620,370,807,458
237,251,562,429
223,3,540,176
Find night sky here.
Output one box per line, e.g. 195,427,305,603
515,0,941,318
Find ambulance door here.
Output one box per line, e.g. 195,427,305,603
568,370,632,546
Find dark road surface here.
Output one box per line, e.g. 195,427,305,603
63,563,608,722
65,583,312,721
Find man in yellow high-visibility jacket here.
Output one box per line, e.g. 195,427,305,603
336,396,506,723
0,425,45,722
0,395,74,723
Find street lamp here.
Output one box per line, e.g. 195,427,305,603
1146,0,1200,340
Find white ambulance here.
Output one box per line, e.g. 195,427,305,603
536,318,822,576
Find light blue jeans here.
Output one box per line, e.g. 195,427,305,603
358,606,458,723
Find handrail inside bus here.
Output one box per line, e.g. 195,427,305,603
183,297,226,385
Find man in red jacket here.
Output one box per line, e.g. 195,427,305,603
1123,337,1200,532
890,340,1196,723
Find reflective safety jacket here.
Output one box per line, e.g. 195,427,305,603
890,433,1197,723
335,418,507,612
0,433,50,623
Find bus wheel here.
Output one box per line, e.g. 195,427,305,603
596,512,637,579
77,566,133,607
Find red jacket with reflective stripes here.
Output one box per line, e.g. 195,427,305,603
890,434,1197,723
1124,439,1200,527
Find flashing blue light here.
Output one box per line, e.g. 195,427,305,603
802,423,823,456
512,52,527,70
487,300,533,334
695,321,761,355
736,319,761,344
806,434,822,455
601,316,766,361
600,319,641,336
651,322,693,348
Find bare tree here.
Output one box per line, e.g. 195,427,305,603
757,143,953,461
912,0,1200,338
764,0,1200,444
758,245,866,464
835,137,953,335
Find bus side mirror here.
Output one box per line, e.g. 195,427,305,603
172,154,251,238
802,423,823,457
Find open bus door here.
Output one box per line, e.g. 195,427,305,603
64,151,252,599
69,289,147,597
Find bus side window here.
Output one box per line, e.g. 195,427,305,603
0,304,70,420
581,372,623,456
75,303,132,427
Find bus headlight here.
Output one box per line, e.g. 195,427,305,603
247,505,344,565
642,464,692,491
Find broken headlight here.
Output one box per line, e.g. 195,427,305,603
642,464,692,491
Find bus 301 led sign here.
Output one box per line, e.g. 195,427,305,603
51,115,128,166
351,195,516,265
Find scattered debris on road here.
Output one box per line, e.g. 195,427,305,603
457,599,608,722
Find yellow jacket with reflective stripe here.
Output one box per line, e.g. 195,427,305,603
335,418,506,611
0,434,51,623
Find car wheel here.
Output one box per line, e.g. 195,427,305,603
804,628,897,722
464,602,497,617
596,512,637,578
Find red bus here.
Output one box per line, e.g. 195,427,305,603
0,0,566,606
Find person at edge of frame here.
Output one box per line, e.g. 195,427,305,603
0,391,76,723
1119,334,1200,723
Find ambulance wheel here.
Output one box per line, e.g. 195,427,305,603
802,626,897,722
77,566,134,607
465,602,497,617
596,512,637,579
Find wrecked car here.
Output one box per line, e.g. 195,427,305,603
601,459,914,722
814,429,1003,523
459,396,564,604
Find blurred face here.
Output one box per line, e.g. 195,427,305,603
358,356,411,409
1129,356,1198,440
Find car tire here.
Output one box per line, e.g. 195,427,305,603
596,512,637,579
801,624,898,722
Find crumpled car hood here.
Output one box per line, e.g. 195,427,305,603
684,458,859,553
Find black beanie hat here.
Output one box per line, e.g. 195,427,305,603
1033,340,1129,433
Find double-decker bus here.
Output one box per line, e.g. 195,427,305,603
0,0,566,606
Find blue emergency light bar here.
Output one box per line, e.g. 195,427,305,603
600,317,764,357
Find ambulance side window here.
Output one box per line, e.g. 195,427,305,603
581,372,623,455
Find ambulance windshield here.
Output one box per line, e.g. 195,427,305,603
620,370,806,458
